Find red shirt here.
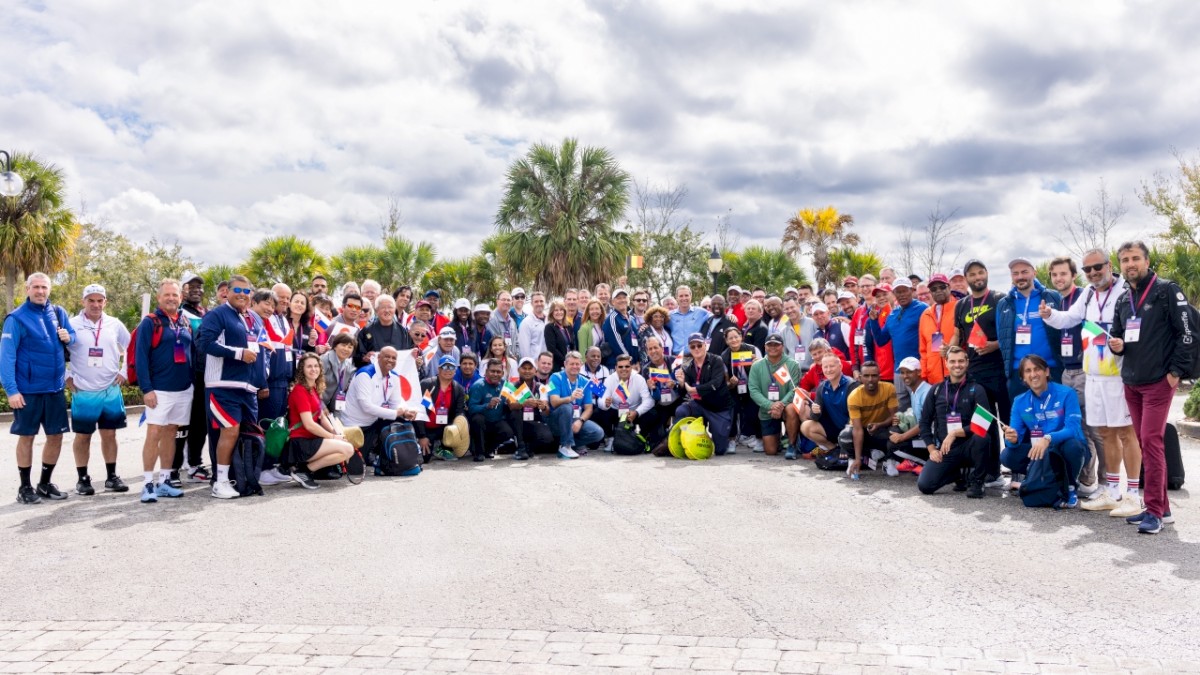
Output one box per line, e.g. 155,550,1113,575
799,348,854,392
288,385,323,440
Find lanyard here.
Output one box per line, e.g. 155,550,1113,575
934,302,943,324
945,380,967,411
1031,388,1053,427
1129,274,1156,317
1019,293,1034,325
90,316,103,347
1095,281,1115,316
382,375,390,401
1060,287,1077,311
337,364,345,390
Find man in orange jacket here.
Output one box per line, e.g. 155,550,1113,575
918,273,957,385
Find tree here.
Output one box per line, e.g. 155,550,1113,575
1059,179,1127,260
495,137,634,296
896,224,918,278
827,247,885,282
375,236,436,291
467,235,516,302
1140,149,1200,251
201,264,236,301
239,234,325,288
916,201,962,277
422,258,475,304
781,206,859,290
0,153,79,317
726,246,809,292
380,194,403,240
327,244,386,290
625,180,708,301
1153,244,1200,305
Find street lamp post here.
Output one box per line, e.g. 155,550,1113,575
0,151,24,198
706,245,724,297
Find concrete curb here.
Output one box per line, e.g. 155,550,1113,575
0,405,145,424
1177,419,1200,440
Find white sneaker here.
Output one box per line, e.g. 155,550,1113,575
747,437,764,453
1078,482,1101,497
211,480,239,499
985,475,1010,489
558,445,579,459
258,469,288,486
270,467,293,483
1081,492,1119,511
884,459,900,477
603,438,614,453
1110,494,1144,518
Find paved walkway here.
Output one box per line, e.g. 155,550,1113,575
0,621,1192,674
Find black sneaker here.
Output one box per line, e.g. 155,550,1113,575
966,482,984,499
953,480,968,492
290,469,319,490
75,476,95,496
473,455,486,462
167,476,184,490
36,483,68,500
514,447,530,461
346,451,365,479
16,485,41,504
104,475,130,493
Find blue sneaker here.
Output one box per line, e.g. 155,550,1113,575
155,481,184,498
784,448,797,460
1126,510,1173,525
1138,513,1163,534
140,483,158,503
1062,490,1079,509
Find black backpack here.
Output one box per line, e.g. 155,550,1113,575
376,421,422,476
231,424,266,496
612,422,649,455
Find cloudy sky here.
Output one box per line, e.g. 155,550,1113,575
4,0,1199,277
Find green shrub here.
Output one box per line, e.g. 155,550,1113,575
1185,384,1200,421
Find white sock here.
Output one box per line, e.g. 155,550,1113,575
144,471,155,486
159,469,172,484
217,465,230,482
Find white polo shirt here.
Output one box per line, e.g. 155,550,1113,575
67,312,131,392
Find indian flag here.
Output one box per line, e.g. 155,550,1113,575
1080,320,1106,349
731,351,754,368
772,365,792,386
501,380,517,401
510,382,532,404
970,405,995,437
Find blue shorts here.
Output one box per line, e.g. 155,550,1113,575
10,391,71,436
760,416,783,438
70,385,128,434
208,388,258,430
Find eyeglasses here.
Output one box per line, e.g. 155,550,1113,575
689,343,704,349
1082,262,1108,273
411,333,427,340
231,287,252,295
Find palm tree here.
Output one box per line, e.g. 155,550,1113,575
376,236,436,291
827,247,885,284
422,258,475,303
201,264,237,299
727,245,809,292
239,234,325,288
0,153,79,317
495,137,633,296
468,234,515,301
327,244,386,290
781,206,859,290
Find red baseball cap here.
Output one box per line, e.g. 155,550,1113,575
872,283,893,295
842,276,859,287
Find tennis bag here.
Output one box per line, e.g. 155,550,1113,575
1019,452,1070,508
376,421,422,476
232,423,266,496
816,426,852,471
1136,423,1186,491
612,422,649,455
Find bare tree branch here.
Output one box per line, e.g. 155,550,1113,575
1058,178,1127,259
917,201,962,277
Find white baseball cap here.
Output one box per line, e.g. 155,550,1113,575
453,298,470,311
511,287,526,297
898,356,922,372
810,302,830,314
82,284,106,299
473,303,491,313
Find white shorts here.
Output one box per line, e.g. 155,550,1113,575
143,387,194,427
1084,377,1132,428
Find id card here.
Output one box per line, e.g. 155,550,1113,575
334,393,346,412
504,332,512,346
1061,336,1074,358
1125,319,1141,343
660,390,674,404
173,341,188,364
768,383,780,401
631,336,638,347
854,329,866,346
284,347,293,363
572,404,581,420
946,413,962,434
931,332,944,351
88,347,104,368
794,345,806,360
1015,325,1032,345
618,404,629,422
523,406,534,422
737,379,747,395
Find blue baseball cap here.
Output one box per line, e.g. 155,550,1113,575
438,355,458,369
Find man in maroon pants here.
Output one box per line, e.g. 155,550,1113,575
1108,240,1193,534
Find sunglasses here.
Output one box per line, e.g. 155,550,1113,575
513,295,526,299
439,364,457,370
689,343,704,349
345,303,362,310
1082,262,1108,273
231,287,252,295
411,333,427,340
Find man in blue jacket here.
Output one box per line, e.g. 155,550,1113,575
135,279,194,503
997,257,1062,403
867,278,927,410
601,289,638,368
466,358,517,462
1002,354,1089,508
1,272,76,504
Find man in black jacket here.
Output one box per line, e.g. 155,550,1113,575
917,347,993,498
354,295,414,368
1109,240,1194,534
672,332,735,455
742,299,769,353
697,295,739,358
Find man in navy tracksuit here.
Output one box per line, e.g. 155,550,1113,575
196,275,266,499
1,273,76,504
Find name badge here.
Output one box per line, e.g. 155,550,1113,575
1030,428,1044,439
931,332,944,351
173,341,188,364
523,406,534,422
334,393,346,412
794,345,806,359
504,332,512,346
572,404,581,419
436,407,448,426
618,403,629,422
660,390,673,404
1060,336,1074,358
631,336,638,347
284,347,293,362
768,383,780,401
88,347,104,368
1125,319,1141,343
946,413,962,434
854,329,866,346
1015,325,1032,345
737,380,748,394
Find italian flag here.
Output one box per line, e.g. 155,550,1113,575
970,405,995,436
1080,320,1106,349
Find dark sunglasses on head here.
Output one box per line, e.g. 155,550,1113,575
1082,262,1108,273
231,287,252,295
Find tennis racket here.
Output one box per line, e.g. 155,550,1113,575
343,449,366,485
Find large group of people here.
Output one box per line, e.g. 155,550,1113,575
0,239,1191,534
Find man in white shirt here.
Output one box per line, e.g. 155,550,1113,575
340,347,420,461
518,291,548,362
597,354,654,452
65,284,132,495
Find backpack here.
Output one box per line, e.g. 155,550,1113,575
612,421,649,455
230,423,266,496
1018,451,1070,508
125,314,163,386
1180,299,1200,380
376,421,422,476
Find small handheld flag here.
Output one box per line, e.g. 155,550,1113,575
791,387,811,413
421,389,434,411
649,367,671,384
772,365,792,387
1080,320,1106,349
614,383,629,404
732,351,754,368
971,404,995,436
313,309,332,332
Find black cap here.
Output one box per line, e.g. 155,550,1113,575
765,332,785,345
964,258,987,273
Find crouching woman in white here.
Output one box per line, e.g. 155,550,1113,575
286,353,356,488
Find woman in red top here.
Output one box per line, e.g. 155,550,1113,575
287,353,356,488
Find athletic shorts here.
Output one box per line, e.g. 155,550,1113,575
289,437,324,464
760,416,783,438
70,384,127,434
143,387,193,426
1085,376,1133,428
208,387,258,429
10,391,70,436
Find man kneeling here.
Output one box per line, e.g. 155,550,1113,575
917,347,992,498
1001,354,1089,509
